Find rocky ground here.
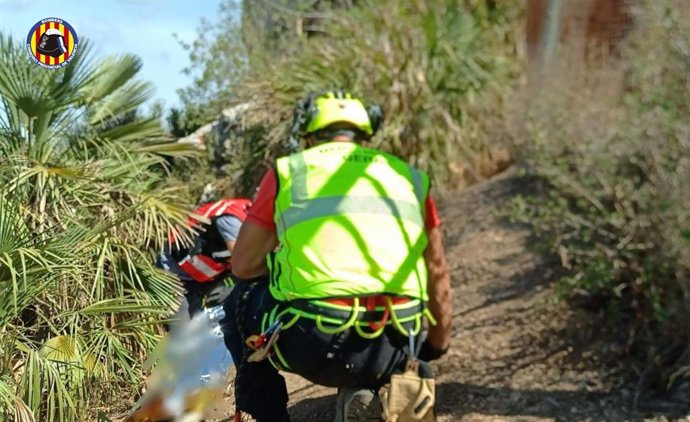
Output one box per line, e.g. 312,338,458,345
204,169,690,422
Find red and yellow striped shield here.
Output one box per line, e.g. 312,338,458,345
25,18,79,69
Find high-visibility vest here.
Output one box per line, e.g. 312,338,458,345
268,142,430,301
175,198,251,283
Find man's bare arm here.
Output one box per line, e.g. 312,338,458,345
424,226,453,350
231,222,278,279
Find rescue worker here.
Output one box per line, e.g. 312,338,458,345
157,198,252,316
222,91,453,422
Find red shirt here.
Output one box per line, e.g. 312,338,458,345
246,169,442,231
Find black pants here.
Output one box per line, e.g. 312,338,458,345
221,281,416,422
183,278,222,316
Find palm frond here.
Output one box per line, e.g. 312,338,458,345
0,31,196,421
79,297,174,315
133,140,200,157
98,117,168,143
89,80,155,125
0,34,54,119
0,375,35,422
81,54,144,104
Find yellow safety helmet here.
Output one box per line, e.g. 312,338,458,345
292,91,383,138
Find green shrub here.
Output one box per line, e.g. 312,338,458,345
188,0,522,197
171,0,248,133
511,0,690,381
0,34,196,421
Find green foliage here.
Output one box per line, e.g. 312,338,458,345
511,0,690,369
241,0,358,60
203,109,270,198
171,0,248,132
0,33,197,421
234,0,521,191
173,0,521,197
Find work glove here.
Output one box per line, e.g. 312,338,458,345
417,340,448,362
205,284,234,307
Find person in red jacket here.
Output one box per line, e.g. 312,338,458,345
157,198,252,316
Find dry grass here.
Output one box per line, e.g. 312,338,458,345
509,0,690,390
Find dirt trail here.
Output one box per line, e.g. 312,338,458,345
209,169,688,422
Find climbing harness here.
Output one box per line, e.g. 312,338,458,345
251,294,436,371
245,320,283,362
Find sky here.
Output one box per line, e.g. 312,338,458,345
0,0,224,109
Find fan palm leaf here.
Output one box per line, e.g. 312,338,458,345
0,31,196,421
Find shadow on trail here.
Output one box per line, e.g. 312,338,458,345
288,394,336,421
453,255,560,320
435,382,689,422
287,383,688,422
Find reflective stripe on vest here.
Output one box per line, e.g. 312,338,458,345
179,254,227,283
276,152,426,235
276,196,424,235
270,142,430,302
